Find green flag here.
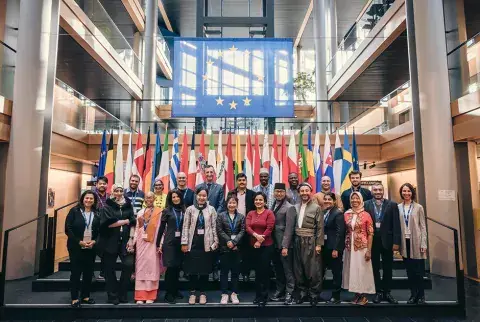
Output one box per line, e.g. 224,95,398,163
298,130,308,181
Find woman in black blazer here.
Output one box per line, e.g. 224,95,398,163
65,190,100,307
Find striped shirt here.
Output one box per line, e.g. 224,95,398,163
124,189,145,216
253,184,275,209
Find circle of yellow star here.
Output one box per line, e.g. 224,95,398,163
207,59,214,66
229,45,238,52
218,51,223,57
229,100,238,109
256,75,264,82
202,74,208,81
242,97,251,106
244,49,251,56
216,97,224,105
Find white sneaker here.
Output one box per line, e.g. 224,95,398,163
136,300,144,304
231,292,240,304
146,300,154,304
220,294,229,304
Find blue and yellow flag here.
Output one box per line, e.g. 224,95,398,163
340,130,353,193
352,128,359,171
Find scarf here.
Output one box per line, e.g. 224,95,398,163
195,203,207,227
141,206,161,243
115,196,126,206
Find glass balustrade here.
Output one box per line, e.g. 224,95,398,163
157,28,171,64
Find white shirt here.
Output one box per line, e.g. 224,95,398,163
298,203,307,228
237,191,246,215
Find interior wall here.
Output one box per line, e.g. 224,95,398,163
0,143,8,244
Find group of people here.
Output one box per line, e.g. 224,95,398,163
65,166,428,308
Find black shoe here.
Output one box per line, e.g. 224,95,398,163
284,293,293,305
118,296,128,304
108,297,120,305
296,294,308,304
373,292,383,304
258,297,267,307
329,297,341,304
165,293,176,304
253,297,260,305
407,295,417,304
310,296,318,307
81,298,95,304
243,274,250,283
384,292,398,304
71,300,81,308
270,291,285,301
212,270,220,281
416,296,426,305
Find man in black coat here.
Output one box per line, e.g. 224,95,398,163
364,183,401,304
340,171,373,210
321,192,345,304
175,172,195,207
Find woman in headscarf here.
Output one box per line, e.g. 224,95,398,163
181,187,218,305
98,184,136,305
342,191,375,305
157,189,186,304
133,191,164,304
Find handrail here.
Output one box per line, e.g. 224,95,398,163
426,217,465,310
0,40,16,53
447,30,480,56
50,201,78,269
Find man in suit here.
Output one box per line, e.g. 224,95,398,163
175,172,194,207
312,176,343,210
196,165,224,212
270,183,296,305
321,192,345,304
364,183,401,304
340,171,373,211
286,172,300,205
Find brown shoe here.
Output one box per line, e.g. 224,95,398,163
188,294,196,305
199,294,207,305
357,295,368,306
351,293,360,304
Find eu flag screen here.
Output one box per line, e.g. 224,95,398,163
172,38,294,118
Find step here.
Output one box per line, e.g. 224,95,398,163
31,270,432,292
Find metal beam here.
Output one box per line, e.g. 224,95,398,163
203,16,269,27
294,0,313,48
158,0,173,32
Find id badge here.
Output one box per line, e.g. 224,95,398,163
83,230,92,243
375,222,381,229
175,231,181,237
231,235,237,240
324,235,328,240
197,229,205,235
405,232,411,239
142,233,148,240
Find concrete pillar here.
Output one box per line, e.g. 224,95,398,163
326,0,337,72
313,0,329,132
0,0,19,100
3,0,59,279
406,0,461,277
141,0,158,133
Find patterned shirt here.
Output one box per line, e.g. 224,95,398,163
124,188,145,216
253,184,275,209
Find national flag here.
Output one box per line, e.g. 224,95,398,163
196,130,206,185
123,132,133,188
262,133,270,178
208,131,217,175
313,129,322,193
270,132,280,185
235,130,242,176
298,130,308,181
287,131,298,177
216,129,225,186
225,130,235,197
323,131,335,192
340,129,353,193
152,130,162,190
105,132,114,192
253,131,261,186
114,129,124,185
97,130,107,178
143,127,153,192
180,127,188,173
156,128,170,191
306,129,315,192
169,130,180,189
352,128,360,171
187,134,197,189
280,131,288,183
132,132,144,187
333,131,343,194
244,131,253,189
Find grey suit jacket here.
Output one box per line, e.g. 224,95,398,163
196,182,225,212
272,199,297,249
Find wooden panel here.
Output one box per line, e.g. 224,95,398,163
60,0,143,99
158,0,173,32
122,0,145,32
380,133,414,162
293,0,313,48
51,133,89,161
0,96,12,115
156,46,173,80
379,120,413,144
451,88,480,117
453,113,480,141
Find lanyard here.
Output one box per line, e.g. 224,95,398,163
291,189,297,203
374,200,384,221
198,212,205,228
173,209,183,231
143,208,153,230
403,202,413,227
81,210,93,229
183,189,188,199
227,212,237,232
324,209,331,224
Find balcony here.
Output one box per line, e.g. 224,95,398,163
156,28,172,80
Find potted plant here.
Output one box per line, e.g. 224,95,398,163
294,70,315,104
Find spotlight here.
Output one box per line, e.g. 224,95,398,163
369,161,376,169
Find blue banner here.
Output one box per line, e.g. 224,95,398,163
172,38,294,118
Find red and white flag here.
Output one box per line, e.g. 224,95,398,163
280,131,288,183
131,132,144,187
253,131,261,186
187,134,197,189
287,131,298,177
196,130,206,186
244,131,253,189
180,127,189,174
225,131,234,197
262,133,270,171
270,133,280,184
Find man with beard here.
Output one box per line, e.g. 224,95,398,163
312,176,343,210
293,182,324,306
196,165,224,212
364,183,400,304
269,183,296,305
124,174,145,216
253,168,275,209
94,176,109,209
340,171,373,211
286,172,300,205
175,172,194,207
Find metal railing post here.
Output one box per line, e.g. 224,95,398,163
0,230,9,306
453,229,466,309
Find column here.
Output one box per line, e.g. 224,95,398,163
326,0,337,73
313,0,329,132
2,0,59,279
141,0,158,133
406,0,461,277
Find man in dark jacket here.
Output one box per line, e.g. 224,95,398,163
340,171,373,210
321,192,345,304
270,183,296,305
175,172,194,207
196,165,224,212
364,183,401,304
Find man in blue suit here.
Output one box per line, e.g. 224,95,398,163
195,165,225,212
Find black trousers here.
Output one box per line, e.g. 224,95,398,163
252,245,274,300
272,248,295,295
189,274,209,293
322,248,343,299
103,250,134,300
220,251,241,294
68,248,96,301
371,235,394,293
240,238,253,276
403,239,425,297
165,266,181,296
